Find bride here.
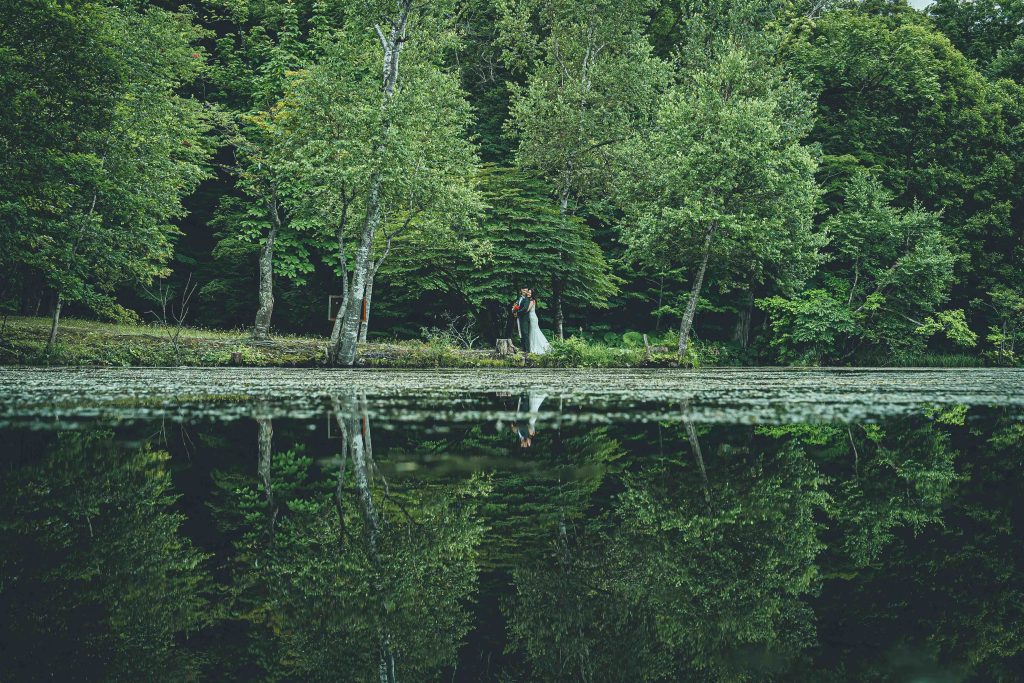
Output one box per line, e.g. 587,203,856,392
526,288,551,355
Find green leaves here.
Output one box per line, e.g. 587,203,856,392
759,170,970,363
1,0,214,318
619,47,821,315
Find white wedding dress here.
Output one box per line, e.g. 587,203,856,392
528,308,551,354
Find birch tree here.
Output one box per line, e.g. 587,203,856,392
280,2,478,364
211,1,311,341
619,48,821,359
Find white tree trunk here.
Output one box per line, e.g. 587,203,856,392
333,6,411,366
358,265,376,343
678,223,715,358
253,194,281,341
328,221,351,361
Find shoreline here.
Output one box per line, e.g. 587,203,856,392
0,316,991,369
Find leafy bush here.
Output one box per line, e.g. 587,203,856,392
622,331,645,348
535,337,664,368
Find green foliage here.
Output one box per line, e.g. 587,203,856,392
978,285,1024,364
0,431,214,680
443,165,618,332
2,0,1023,366
0,0,213,319
501,0,671,206
759,172,971,364
785,4,1024,328
915,309,978,348
213,417,492,680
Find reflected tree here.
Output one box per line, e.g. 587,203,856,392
0,430,213,681
214,395,490,681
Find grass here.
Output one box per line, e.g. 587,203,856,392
0,316,695,368
0,316,326,367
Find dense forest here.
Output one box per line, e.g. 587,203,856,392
2,0,1022,366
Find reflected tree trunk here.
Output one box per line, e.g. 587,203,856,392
685,420,712,514
556,518,592,682
341,393,397,682
331,397,351,539
257,415,278,532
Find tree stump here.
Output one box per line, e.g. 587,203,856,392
495,338,517,356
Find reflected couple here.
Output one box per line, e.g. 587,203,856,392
508,390,548,448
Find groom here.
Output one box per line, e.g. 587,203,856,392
512,287,531,359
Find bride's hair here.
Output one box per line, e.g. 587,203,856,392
529,288,537,299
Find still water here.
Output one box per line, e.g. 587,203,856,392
1,367,1022,682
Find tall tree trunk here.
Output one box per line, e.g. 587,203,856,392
333,5,410,366
678,223,715,358
46,291,63,352
48,188,98,351
554,187,570,341
553,281,565,340
253,194,281,341
732,290,753,349
328,221,351,362
336,187,378,365
359,264,376,343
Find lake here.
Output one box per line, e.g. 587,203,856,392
1,367,1022,681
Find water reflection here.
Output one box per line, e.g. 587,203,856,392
1,385,1022,681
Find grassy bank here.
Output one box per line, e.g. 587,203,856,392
0,316,688,368
0,316,992,368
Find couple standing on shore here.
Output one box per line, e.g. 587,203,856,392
512,287,551,361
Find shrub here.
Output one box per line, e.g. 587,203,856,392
622,331,645,348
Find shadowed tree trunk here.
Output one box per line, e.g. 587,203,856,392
552,281,565,341
678,222,716,358
253,192,282,341
46,292,63,352
47,189,99,351
554,187,572,341
333,3,412,367
732,290,754,349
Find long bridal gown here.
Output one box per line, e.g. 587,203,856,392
528,307,551,354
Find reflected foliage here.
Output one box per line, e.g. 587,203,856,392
1,402,1022,681
0,431,213,681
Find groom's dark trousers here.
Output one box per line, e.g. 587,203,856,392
515,296,531,354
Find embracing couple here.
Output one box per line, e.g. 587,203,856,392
512,286,551,362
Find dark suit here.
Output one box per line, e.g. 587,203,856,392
514,295,531,354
